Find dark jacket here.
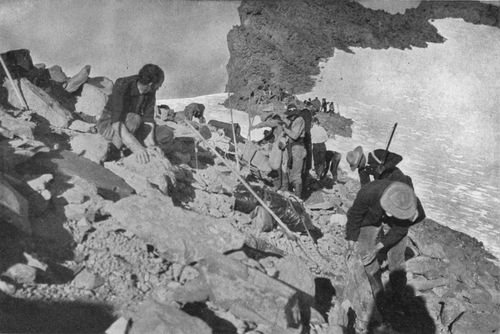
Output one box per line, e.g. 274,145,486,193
103,75,156,124
346,179,425,248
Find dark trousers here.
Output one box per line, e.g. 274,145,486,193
357,224,407,298
325,150,341,181
312,142,327,178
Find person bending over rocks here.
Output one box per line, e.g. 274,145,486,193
345,180,425,300
97,64,164,164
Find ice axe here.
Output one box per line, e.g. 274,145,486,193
381,122,398,165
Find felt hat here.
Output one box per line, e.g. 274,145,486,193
380,181,417,220
368,149,403,167
346,146,364,171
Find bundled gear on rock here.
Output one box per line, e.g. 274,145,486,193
234,184,322,239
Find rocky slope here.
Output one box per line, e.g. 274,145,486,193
0,49,499,333
226,0,500,110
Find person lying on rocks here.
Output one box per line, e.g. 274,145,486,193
174,103,206,124
345,180,426,301
96,64,164,164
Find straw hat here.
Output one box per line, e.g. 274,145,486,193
380,182,417,220
346,146,364,171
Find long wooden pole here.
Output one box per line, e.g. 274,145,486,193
228,91,240,171
184,120,297,241
0,55,29,110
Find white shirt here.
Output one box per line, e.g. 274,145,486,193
311,124,328,144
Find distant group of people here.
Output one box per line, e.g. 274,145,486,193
96,64,426,327
303,97,336,114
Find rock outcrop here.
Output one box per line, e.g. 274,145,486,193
226,0,500,110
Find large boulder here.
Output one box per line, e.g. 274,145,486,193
16,150,134,201
106,194,245,263
0,109,35,139
4,78,72,128
0,174,31,233
129,300,211,334
70,133,109,164
74,82,109,119
341,252,374,325
173,255,303,334
105,149,175,194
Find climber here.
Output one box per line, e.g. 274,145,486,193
345,180,426,299
281,104,307,198
311,117,328,180
97,64,164,164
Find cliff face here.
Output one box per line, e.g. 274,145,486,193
226,0,500,109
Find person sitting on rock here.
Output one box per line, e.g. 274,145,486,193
345,180,426,301
96,64,164,164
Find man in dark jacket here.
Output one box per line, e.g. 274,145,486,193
347,147,405,186
97,64,164,164
346,180,425,298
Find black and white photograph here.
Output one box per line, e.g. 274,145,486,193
0,0,499,333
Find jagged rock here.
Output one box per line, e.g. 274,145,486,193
0,279,16,295
26,174,53,201
129,300,211,334
276,255,315,296
87,77,113,96
450,310,499,334
408,276,448,291
16,150,134,201
0,109,35,139
341,252,373,324
187,189,234,218
105,317,130,334
48,65,69,83
75,82,108,119
406,256,448,277
4,78,72,128
4,263,37,285
2,172,48,216
70,133,109,164
183,255,302,333
0,174,31,233
64,65,90,93
106,194,245,263
305,190,334,210
73,269,104,290
104,161,156,195
192,165,239,194
57,175,99,205
23,252,48,271
329,214,347,226
69,120,95,133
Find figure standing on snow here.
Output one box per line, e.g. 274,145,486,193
96,64,164,164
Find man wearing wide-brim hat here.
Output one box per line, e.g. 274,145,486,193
280,104,307,198
345,180,426,299
346,145,371,185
